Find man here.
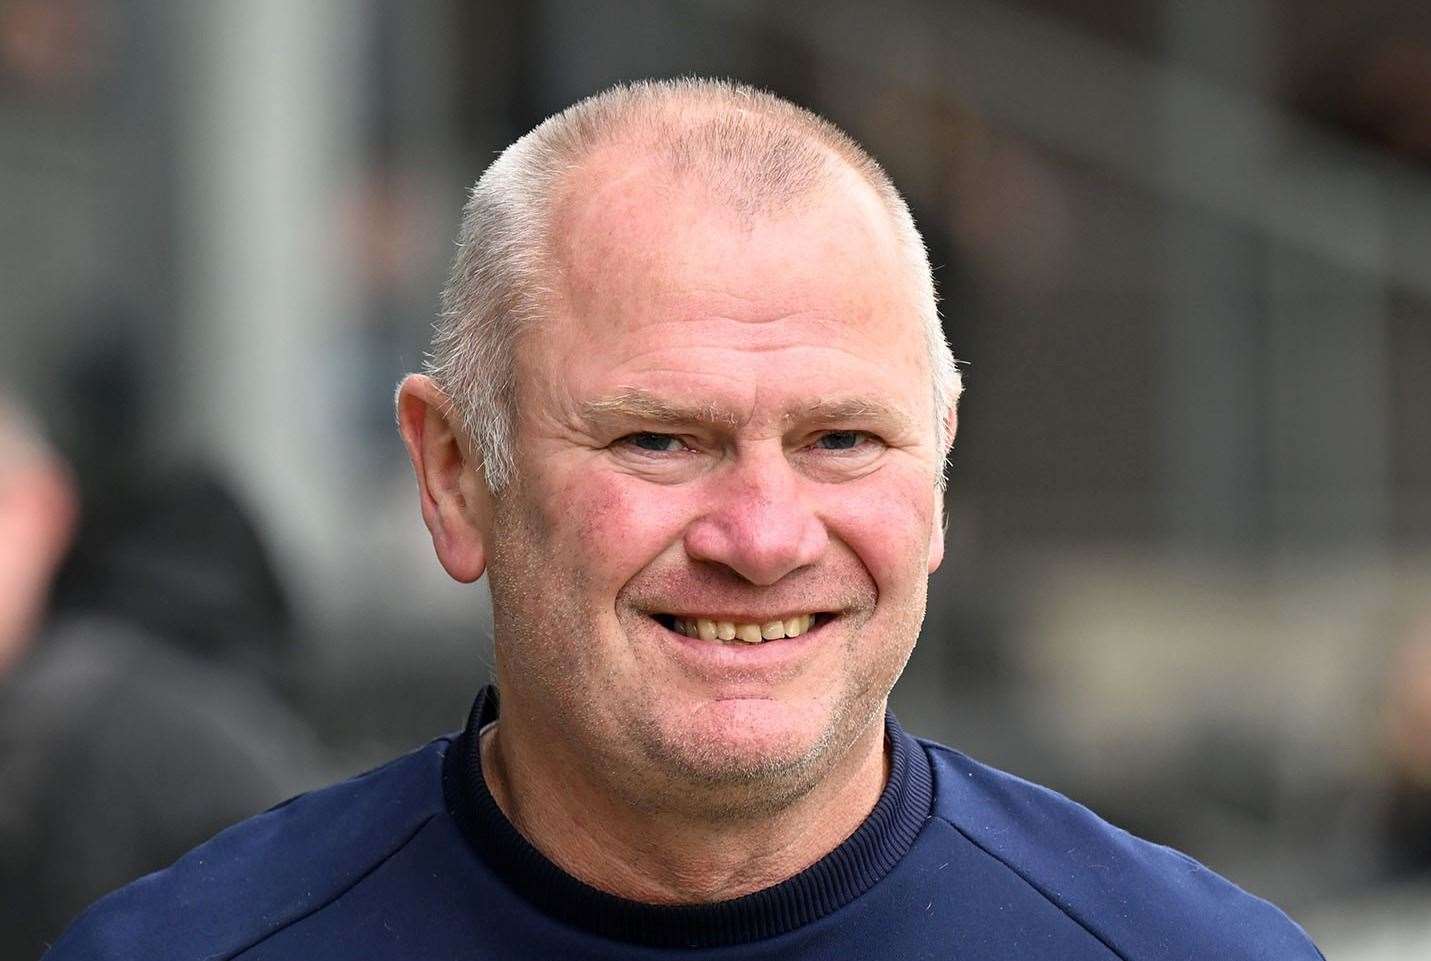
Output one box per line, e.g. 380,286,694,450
49,79,1323,959
0,393,324,958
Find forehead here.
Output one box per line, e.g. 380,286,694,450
517,145,931,426
556,146,897,280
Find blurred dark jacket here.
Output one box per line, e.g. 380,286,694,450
0,468,328,958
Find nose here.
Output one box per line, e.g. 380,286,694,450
682,445,828,586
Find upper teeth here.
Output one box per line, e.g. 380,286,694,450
669,615,815,643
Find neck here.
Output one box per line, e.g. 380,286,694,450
480,708,890,904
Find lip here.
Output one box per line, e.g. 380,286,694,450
645,611,832,679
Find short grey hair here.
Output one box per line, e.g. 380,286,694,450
427,78,961,493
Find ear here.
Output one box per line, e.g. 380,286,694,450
396,374,491,583
927,495,947,573
927,408,959,573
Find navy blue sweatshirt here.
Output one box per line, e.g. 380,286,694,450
48,687,1323,959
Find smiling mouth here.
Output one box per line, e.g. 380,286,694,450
651,612,827,644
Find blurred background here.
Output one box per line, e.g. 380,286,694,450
2,0,1430,955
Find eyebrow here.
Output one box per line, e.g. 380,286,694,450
785,398,913,433
579,388,914,434
580,390,743,429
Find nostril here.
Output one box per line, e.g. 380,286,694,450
681,494,827,587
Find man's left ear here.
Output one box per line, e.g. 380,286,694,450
927,495,947,573
395,374,492,583
928,409,958,573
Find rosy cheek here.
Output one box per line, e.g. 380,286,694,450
822,473,935,586
552,473,692,562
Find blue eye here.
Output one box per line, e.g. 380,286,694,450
624,432,685,452
816,431,865,450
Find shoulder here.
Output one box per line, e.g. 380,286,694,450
44,737,453,961
919,739,1325,961
14,619,326,806
8,624,328,958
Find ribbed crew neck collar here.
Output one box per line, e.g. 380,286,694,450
441,685,934,949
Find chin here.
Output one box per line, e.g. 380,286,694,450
639,695,845,787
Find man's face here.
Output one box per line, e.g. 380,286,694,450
486,155,947,811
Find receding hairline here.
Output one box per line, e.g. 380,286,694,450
536,87,910,242
540,141,908,302
530,100,929,362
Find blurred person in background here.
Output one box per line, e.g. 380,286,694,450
48,79,1322,961
1380,616,1431,882
0,390,327,958
0,397,74,677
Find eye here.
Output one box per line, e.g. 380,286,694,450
619,432,688,453
814,430,869,451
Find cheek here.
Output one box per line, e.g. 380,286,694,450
823,472,936,592
542,472,694,579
